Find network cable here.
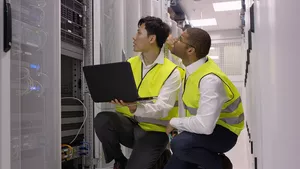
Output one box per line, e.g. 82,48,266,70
61,144,73,161
61,97,88,144
16,67,45,96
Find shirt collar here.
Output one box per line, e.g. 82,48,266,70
186,56,207,76
139,51,164,68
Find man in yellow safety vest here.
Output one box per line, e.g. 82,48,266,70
94,16,182,169
164,28,244,169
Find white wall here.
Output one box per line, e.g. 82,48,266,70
244,0,300,169
208,29,242,41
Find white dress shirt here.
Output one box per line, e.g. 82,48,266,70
134,52,182,119
169,57,229,135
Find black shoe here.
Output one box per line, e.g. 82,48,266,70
113,161,126,169
220,154,233,169
151,149,172,169
160,149,172,167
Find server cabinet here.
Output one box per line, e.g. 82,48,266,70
60,0,92,168
140,0,152,17
0,0,12,168
100,0,125,64
95,0,127,168
1,0,61,169
125,0,140,60
151,0,162,18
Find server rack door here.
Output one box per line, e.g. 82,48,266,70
151,0,162,18
140,0,152,17
9,0,61,169
101,0,124,63
1,0,12,168
125,0,140,60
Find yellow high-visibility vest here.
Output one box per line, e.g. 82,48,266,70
116,56,184,132
182,57,244,135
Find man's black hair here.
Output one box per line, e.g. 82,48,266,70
186,28,211,59
138,16,171,48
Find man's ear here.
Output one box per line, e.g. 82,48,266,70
187,47,195,54
149,35,156,44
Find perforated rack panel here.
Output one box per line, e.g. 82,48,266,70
61,0,85,48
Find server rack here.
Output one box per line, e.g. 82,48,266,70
61,0,85,48
2,0,61,169
60,0,94,169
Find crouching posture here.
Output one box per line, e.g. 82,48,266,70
94,16,183,169
164,28,244,169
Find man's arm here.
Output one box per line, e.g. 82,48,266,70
134,69,181,119
177,81,186,118
169,74,228,135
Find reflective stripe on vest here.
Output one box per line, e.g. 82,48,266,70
133,100,179,127
134,116,169,126
184,97,243,125
141,100,178,107
220,113,244,125
223,97,242,113
184,97,242,115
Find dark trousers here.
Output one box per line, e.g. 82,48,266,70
94,111,169,169
164,125,238,169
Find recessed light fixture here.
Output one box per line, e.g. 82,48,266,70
190,18,217,27
213,1,241,12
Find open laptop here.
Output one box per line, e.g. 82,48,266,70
83,62,156,103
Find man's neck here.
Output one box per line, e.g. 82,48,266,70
142,47,160,66
183,57,199,67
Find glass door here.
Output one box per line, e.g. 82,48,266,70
1,0,12,168
9,0,61,169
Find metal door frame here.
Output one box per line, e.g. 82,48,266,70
0,0,11,168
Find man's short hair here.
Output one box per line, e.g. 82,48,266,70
138,16,171,48
186,28,211,59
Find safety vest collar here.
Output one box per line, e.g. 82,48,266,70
139,51,165,66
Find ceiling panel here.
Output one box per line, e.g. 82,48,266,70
180,0,241,31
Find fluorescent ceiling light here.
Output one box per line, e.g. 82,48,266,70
190,18,217,27
210,47,215,50
210,56,219,60
213,1,241,12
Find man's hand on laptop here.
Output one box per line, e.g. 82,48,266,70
111,99,137,113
